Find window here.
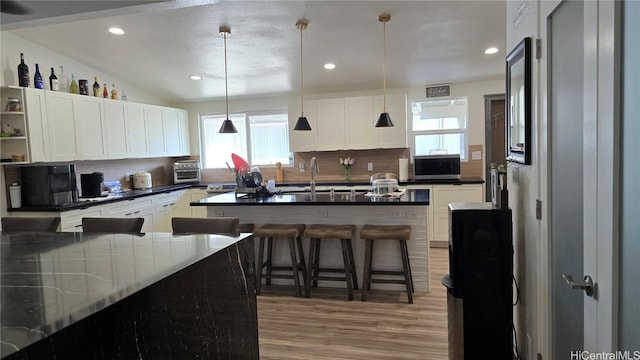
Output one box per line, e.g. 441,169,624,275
410,97,468,160
199,112,292,169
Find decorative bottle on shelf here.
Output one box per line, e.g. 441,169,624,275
33,64,44,89
102,83,108,98
110,84,118,100
69,74,79,94
17,53,30,87
49,67,58,91
58,66,68,92
121,88,127,101
92,76,100,96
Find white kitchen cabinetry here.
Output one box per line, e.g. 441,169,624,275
429,184,483,246
125,102,148,157
144,105,166,157
373,94,408,148
75,96,108,160
315,98,345,150
60,207,104,232
103,99,128,159
1,86,30,164
45,91,82,161
189,188,210,218
106,198,155,233
153,190,190,232
23,88,50,162
288,102,318,152
178,109,190,155
345,96,375,150
163,107,182,156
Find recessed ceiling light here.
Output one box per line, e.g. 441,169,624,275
189,75,202,80
324,63,336,70
108,27,125,35
484,47,499,55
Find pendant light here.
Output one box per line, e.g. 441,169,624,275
218,25,238,134
375,13,394,128
293,20,312,131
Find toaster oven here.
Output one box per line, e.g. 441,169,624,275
413,154,461,180
173,160,201,184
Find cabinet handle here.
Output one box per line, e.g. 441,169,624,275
125,212,133,216
133,211,140,214
74,224,82,228
170,203,175,206
163,204,169,207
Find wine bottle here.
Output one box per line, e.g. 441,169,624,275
102,83,108,98
92,76,100,97
110,84,119,100
69,74,79,94
17,53,30,87
49,67,59,91
34,64,44,89
58,66,68,92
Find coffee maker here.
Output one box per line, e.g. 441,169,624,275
80,172,104,198
21,164,79,206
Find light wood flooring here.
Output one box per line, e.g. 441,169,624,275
257,248,449,359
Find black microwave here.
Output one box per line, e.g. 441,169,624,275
413,155,461,180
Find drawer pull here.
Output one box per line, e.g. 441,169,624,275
125,212,133,216
133,211,140,214
74,224,82,228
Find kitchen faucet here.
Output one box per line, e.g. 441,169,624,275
310,157,319,200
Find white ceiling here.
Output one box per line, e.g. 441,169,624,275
2,0,506,102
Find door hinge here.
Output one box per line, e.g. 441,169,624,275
536,199,542,220
535,38,542,59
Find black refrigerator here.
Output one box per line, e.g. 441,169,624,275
442,202,513,360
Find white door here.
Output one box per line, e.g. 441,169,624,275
543,0,618,356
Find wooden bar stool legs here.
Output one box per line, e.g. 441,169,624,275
360,225,414,304
304,224,358,300
255,224,307,297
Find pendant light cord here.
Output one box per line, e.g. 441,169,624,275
382,16,387,112
298,21,306,117
224,31,229,119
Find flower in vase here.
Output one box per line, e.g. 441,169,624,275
339,157,355,181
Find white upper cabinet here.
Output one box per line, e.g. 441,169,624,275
374,94,408,148
103,99,128,159
144,104,166,157
45,92,82,161
288,93,408,151
178,109,190,155
23,88,50,162
316,98,346,151
345,96,375,150
75,96,108,160
125,102,148,158
163,106,181,156
288,102,318,152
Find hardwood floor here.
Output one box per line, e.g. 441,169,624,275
257,248,449,359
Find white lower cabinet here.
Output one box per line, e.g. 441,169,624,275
60,207,104,232
430,184,483,245
153,190,190,232
189,188,210,218
106,198,155,233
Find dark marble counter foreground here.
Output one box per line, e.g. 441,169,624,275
0,231,258,359
192,189,430,206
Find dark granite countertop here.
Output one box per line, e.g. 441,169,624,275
8,184,192,212
0,231,252,358
192,189,429,206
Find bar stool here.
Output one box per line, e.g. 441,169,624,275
360,224,414,304
304,224,358,300
254,224,307,297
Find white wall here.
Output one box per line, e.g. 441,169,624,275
0,31,169,105
506,0,540,359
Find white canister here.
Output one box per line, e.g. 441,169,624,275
399,158,409,181
9,183,21,208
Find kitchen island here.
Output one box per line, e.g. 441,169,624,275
0,231,258,359
192,189,431,293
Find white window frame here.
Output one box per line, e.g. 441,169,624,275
199,110,292,169
409,96,469,161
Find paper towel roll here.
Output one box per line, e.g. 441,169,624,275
399,158,409,181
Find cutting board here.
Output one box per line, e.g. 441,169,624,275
276,162,284,183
